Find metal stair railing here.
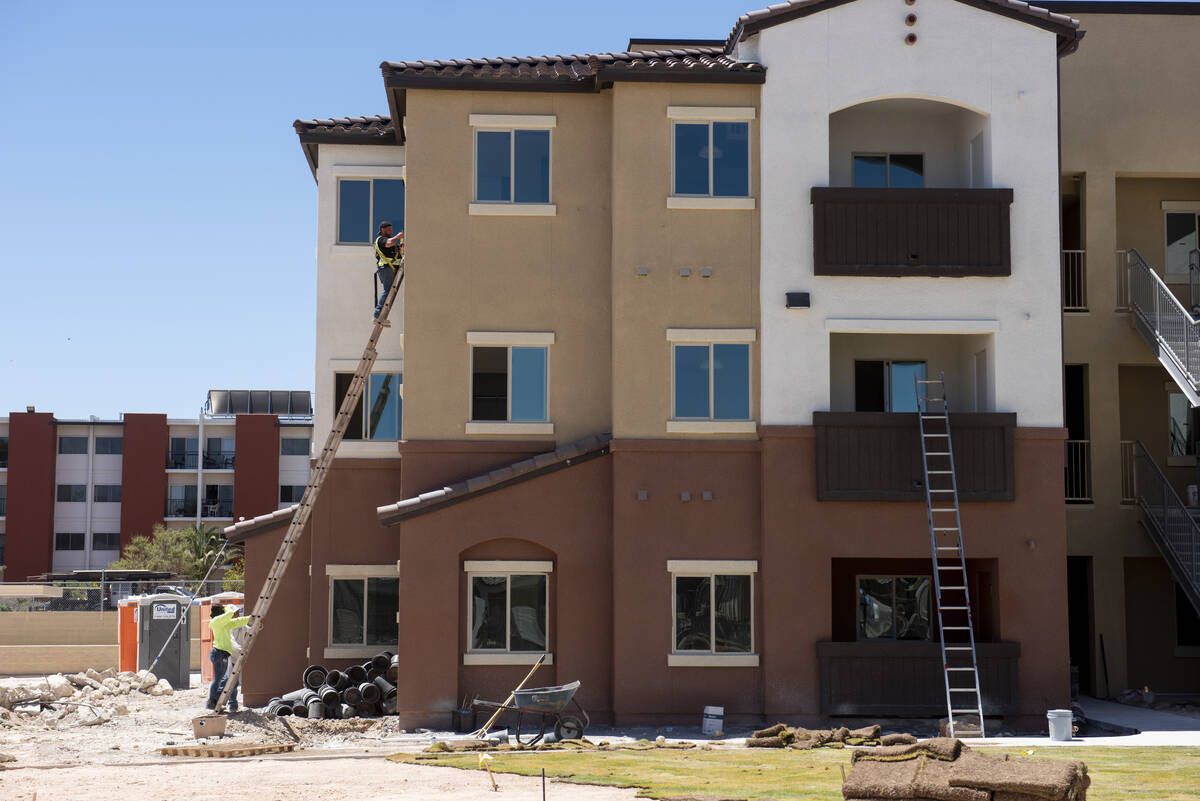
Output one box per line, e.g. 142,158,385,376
1131,440,1200,616
1127,248,1200,406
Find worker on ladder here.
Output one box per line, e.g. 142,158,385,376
373,221,404,326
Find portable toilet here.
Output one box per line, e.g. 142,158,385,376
116,595,143,673
196,591,245,682
136,593,190,690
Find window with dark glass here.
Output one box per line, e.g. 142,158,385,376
167,484,197,517
852,153,924,188
330,576,399,646
856,576,932,641
58,436,88,455
475,129,550,203
854,360,926,412
673,343,750,420
337,178,405,244
95,436,123,455
55,532,85,551
281,437,311,456
673,121,750,197
0,484,6,517
205,437,235,469
469,573,548,652
202,484,233,517
471,347,547,423
168,437,199,469
335,372,402,440
56,484,86,502
0,436,7,467
280,485,306,504
93,532,120,551
94,484,122,503
673,573,752,653
1165,210,1200,275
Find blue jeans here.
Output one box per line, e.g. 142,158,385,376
374,266,396,318
208,648,231,708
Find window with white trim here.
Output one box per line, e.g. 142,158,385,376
672,120,750,198
466,561,551,654
670,561,756,656
672,342,751,421
1165,205,1200,276
473,122,552,204
470,341,550,423
334,372,402,440
337,178,405,245
328,567,399,648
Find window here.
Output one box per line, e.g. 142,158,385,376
668,560,757,666
853,153,924,188
857,576,932,641
56,484,86,502
58,436,88,455
465,562,551,656
0,436,9,467
94,484,122,503
168,437,199,469
672,343,751,421
280,485,306,504
1169,390,1196,460
167,484,197,517
203,484,234,517
673,120,750,198
281,437,311,456
337,178,405,245
474,128,551,204
1178,584,1200,648
0,484,6,517
328,569,399,650
334,372,402,441
95,436,122,455
93,532,120,551
205,437,235,469
1165,208,1200,275
471,346,548,423
55,532,85,551
854,360,927,413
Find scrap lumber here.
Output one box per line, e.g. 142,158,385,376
159,742,297,758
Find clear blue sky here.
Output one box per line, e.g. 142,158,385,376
0,0,747,419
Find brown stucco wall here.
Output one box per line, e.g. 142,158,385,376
233,415,280,522
241,521,310,706
119,414,168,548
610,82,761,439
5,412,56,580
401,89,613,445
1124,557,1200,693
760,425,1070,725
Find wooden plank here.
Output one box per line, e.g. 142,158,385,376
160,742,297,758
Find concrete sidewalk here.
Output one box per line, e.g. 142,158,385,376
975,696,1200,747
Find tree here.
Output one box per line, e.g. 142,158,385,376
111,524,242,580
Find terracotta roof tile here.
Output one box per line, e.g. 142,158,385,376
293,115,395,141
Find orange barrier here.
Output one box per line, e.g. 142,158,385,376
117,599,139,673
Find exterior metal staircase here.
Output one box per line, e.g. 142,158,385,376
1131,440,1200,617
1127,248,1200,406
916,373,986,738
214,266,404,711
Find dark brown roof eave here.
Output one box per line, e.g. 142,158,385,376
384,74,599,93
594,68,766,86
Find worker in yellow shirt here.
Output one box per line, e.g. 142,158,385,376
206,603,251,710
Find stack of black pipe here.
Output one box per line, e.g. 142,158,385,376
265,651,398,719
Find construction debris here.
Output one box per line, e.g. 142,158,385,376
420,737,698,754
746,723,889,749
844,738,1090,801
160,742,297,758
0,669,169,728
265,653,396,720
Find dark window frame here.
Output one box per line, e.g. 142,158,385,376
855,574,933,642
93,484,122,503
58,436,88,455
329,575,399,647
56,484,87,503
466,570,550,654
54,531,85,551
851,152,925,188
95,436,123,455
334,372,403,440
670,570,755,655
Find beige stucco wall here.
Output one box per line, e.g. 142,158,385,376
0,610,202,675
402,89,613,445
1059,11,1200,695
610,82,761,439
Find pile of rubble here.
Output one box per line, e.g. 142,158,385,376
0,667,173,728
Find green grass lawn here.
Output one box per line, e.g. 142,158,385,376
389,745,1200,800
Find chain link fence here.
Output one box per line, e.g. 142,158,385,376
0,580,246,612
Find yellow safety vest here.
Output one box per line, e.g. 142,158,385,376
375,235,403,269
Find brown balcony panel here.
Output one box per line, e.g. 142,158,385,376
817,640,1020,716
811,187,1013,276
814,412,1015,501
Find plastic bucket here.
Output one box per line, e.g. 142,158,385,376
701,705,724,736
1047,708,1073,741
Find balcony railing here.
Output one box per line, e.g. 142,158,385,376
166,451,198,469
811,187,1013,277
1120,440,1137,504
1132,440,1200,615
1127,248,1200,404
165,499,197,517
813,412,1015,501
202,500,234,518
1062,250,1087,311
1115,250,1131,311
1064,439,1092,502
203,453,236,470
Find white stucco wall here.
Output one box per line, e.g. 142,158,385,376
313,144,406,454
756,0,1063,427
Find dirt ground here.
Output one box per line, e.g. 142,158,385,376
0,675,639,800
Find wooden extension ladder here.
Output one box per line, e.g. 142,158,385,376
215,266,404,711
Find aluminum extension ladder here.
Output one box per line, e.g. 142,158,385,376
215,266,405,711
916,372,986,738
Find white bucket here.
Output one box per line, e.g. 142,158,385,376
1047,708,1073,741
701,705,724,736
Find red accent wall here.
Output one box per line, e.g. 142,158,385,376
119,414,168,549
6,412,57,580
234,415,279,521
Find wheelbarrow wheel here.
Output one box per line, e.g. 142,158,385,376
554,714,585,741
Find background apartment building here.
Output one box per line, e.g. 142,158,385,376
224,0,1135,731
0,391,312,581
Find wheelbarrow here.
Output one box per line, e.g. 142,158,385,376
472,679,590,745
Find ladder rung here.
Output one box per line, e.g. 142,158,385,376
924,433,949,437
942,586,966,590
952,709,981,714
926,452,951,456
946,667,975,671
943,626,970,630
921,415,946,419
928,470,954,474
929,489,956,493
941,606,969,610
